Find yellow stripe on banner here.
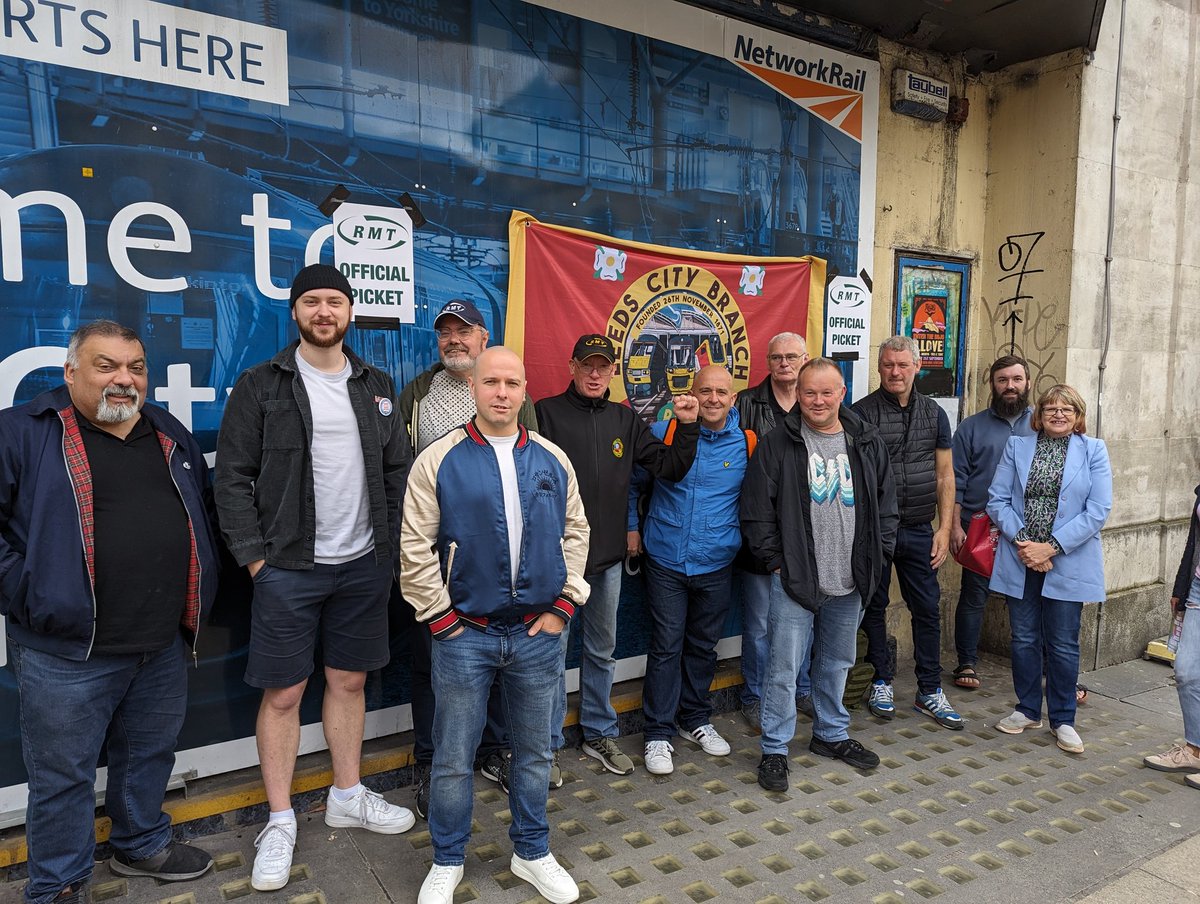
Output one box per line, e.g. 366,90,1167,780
506,210,829,359
516,211,825,267
505,211,535,356
806,256,828,360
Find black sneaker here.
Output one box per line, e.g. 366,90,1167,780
795,694,814,718
497,753,511,795
414,764,430,820
478,751,505,783
757,754,790,792
52,883,88,903
110,842,213,881
809,736,880,770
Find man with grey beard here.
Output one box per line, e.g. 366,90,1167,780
397,298,538,816
0,320,219,903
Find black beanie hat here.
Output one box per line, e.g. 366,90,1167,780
290,264,353,306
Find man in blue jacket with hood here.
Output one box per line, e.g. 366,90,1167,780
0,321,219,904
628,365,751,776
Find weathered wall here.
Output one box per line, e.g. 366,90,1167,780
866,0,1199,673
867,41,990,664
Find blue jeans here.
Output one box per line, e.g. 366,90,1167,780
954,567,991,667
738,571,811,705
9,636,187,903
864,523,943,693
642,559,733,740
1176,574,1200,747
405,600,508,767
1006,569,1082,729
552,563,621,748
761,575,862,753
429,622,560,864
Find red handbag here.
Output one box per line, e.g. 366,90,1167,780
955,511,1000,578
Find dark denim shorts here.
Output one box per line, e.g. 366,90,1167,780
245,551,392,688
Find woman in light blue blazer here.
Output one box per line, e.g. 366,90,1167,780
987,384,1112,754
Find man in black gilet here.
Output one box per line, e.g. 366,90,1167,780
852,335,963,730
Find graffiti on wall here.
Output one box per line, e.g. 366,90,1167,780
986,230,1063,393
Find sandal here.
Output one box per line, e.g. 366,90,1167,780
953,665,981,690
1076,684,1089,705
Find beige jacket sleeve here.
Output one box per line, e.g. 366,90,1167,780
399,436,452,624
536,434,591,609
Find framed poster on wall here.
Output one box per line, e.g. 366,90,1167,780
894,253,971,406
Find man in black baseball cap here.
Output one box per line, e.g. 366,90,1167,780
535,333,699,779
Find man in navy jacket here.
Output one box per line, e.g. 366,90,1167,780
0,321,219,904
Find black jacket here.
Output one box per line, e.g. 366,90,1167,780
853,387,941,526
735,377,787,438
1172,484,1200,605
733,377,787,573
536,383,699,574
739,405,898,612
215,342,412,570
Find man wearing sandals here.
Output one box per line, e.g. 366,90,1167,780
949,354,1034,691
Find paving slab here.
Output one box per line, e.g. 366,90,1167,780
1,659,1197,904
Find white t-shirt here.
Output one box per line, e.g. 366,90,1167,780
295,351,373,564
489,432,524,586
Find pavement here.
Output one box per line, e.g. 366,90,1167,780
1,652,1198,904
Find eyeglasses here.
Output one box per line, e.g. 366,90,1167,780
1042,406,1077,416
435,325,478,340
768,353,806,365
574,361,615,375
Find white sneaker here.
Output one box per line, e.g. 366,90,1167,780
251,820,296,891
644,740,674,775
324,787,415,834
995,710,1044,734
510,852,579,904
1054,724,1085,754
679,724,731,756
417,863,464,904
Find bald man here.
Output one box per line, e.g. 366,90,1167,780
401,347,590,904
627,366,756,775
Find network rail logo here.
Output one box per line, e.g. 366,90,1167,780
729,33,868,142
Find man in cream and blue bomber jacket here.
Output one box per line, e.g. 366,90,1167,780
401,347,590,904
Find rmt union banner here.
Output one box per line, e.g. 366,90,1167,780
507,211,826,424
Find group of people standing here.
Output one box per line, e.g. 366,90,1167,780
3,261,1183,904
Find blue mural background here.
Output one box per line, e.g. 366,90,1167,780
0,0,863,791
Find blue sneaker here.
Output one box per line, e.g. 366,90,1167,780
915,688,965,730
868,681,895,720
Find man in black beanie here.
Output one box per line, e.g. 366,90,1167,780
216,263,415,892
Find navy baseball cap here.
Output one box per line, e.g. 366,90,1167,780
434,298,486,329
572,334,616,362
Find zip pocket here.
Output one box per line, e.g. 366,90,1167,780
442,541,458,595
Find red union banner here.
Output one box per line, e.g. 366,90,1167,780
506,211,827,421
